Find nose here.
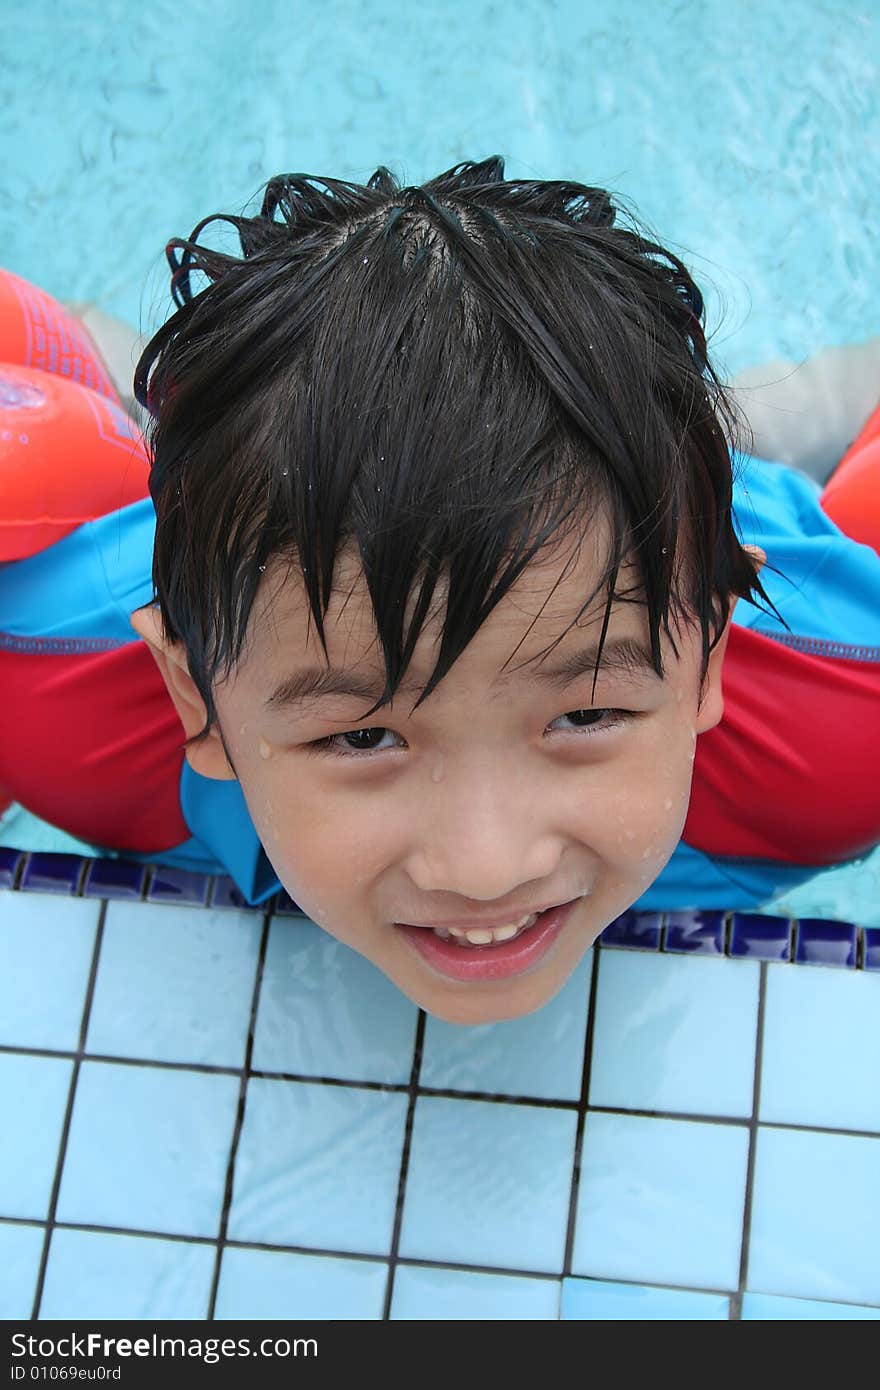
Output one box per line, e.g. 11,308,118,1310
403,764,566,902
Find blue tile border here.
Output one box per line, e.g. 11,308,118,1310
600,911,663,951
663,910,725,955
145,866,211,908
208,876,257,911
18,853,85,896
271,888,304,916
0,847,24,890
82,858,149,901
865,930,880,971
795,918,857,968
0,854,869,970
729,913,792,963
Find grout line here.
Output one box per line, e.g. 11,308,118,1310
74,858,89,897
3,883,879,1319
141,866,157,903
4,1211,760,1302
205,909,273,1320
584,1104,750,1128
29,899,108,1319
414,1084,578,1109
11,853,29,891
562,944,602,1278
381,1011,426,1320
733,960,768,1317
0,1039,878,1137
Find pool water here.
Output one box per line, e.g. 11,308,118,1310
2,0,879,1321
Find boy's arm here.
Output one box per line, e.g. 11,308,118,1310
730,336,880,484
62,300,149,432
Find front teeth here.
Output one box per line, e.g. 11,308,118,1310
431,912,539,946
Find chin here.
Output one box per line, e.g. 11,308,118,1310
412,974,562,1028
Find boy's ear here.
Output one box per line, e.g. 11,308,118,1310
129,605,237,781
695,544,766,735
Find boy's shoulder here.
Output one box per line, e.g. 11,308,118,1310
667,454,880,897
0,497,155,651
730,453,880,655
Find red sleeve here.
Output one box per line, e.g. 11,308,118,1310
684,623,880,866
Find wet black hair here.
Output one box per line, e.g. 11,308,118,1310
134,155,787,748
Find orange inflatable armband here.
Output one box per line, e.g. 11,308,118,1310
0,267,120,402
821,399,880,554
0,363,150,561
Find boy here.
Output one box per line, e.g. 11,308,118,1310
1,157,878,1026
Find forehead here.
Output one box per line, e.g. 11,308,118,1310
247,514,650,680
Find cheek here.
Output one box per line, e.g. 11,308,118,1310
578,723,696,866
238,759,398,909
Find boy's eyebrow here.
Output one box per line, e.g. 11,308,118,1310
264,636,662,710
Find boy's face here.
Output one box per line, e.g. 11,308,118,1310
133,520,761,1026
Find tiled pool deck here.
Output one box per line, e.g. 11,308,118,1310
1,845,879,1321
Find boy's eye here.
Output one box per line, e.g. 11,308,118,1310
311,726,404,757
548,708,636,735
308,708,636,758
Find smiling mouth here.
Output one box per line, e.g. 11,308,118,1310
393,898,585,983
421,912,540,947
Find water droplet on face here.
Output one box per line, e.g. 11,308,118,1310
430,761,444,783
664,798,673,810
259,737,273,760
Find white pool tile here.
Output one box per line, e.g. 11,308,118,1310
2,879,879,1320
0,1054,72,1219
228,1079,408,1255
589,951,759,1117
399,1096,577,1273
251,919,419,1085
86,902,262,1068
419,951,591,1101
759,965,880,1132
40,1227,215,1319
561,1277,730,1319
0,1222,44,1319
0,892,99,1050
748,1127,880,1306
572,1112,749,1291
742,1291,880,1319
57,1061,240,1237
214,1247,388,1320
391,1264,561,1319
